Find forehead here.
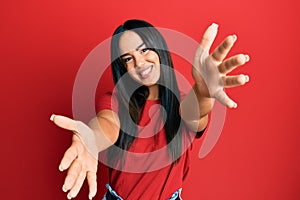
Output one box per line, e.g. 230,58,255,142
119,31,144,55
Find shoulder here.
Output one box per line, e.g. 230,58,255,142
95,91,119,114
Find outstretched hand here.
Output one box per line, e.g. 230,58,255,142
50,114,98,200
192,23,250,108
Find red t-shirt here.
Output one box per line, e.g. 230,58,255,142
96,92,202,199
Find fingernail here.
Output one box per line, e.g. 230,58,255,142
50,114,56,121
67,193,72,199
232,34,237,42
245,55,250,62
211,23,219,28
233,103,238,108
59,165,64,172
62,185,67,192
245,75,250,82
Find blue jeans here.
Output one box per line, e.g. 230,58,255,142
102,184,182,200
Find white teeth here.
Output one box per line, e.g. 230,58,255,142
141,67,151,77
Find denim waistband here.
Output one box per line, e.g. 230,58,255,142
103,184,182,200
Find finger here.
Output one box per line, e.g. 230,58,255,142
211,35,237,62
87,171,97,199
50,114,78,133
68,171,86,199
199,23,219,51
214,89,237,108
218,54,250,74
63,159,82,192
222,74,250,88
59,144,78,171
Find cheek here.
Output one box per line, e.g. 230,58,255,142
147,52,160,63
127,68,139,80
125,64,135,73
155,66,161,79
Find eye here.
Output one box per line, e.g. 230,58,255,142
122,57,132,63
140,48,149,54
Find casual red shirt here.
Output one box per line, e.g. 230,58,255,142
96,92,202,199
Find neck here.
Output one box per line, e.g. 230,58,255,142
147,84,159,100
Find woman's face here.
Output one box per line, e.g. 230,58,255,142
119,30,160,86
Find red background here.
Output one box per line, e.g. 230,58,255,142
1,0,300,199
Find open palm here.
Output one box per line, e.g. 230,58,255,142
51,115,98,200
192,23,250,108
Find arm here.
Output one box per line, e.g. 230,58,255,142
88,109,120,152
180,23,250,132
50,110,120,199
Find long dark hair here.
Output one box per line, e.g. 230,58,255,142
109,19,183,164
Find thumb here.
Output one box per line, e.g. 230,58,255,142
51,114,99,159
50,114,78,133
194,23,218,66
199,23,219,52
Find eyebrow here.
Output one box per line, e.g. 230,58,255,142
120,43,145,58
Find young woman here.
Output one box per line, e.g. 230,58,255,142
51,19,250,199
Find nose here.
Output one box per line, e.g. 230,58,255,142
133,52,145,68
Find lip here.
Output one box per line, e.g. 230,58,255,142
137,65,153,79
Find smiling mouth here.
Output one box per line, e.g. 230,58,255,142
138,65,153,79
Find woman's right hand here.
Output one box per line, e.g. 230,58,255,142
50,114,98,200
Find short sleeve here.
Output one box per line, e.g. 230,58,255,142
95,91,119,114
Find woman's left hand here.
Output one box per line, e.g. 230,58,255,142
192,23,250,108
